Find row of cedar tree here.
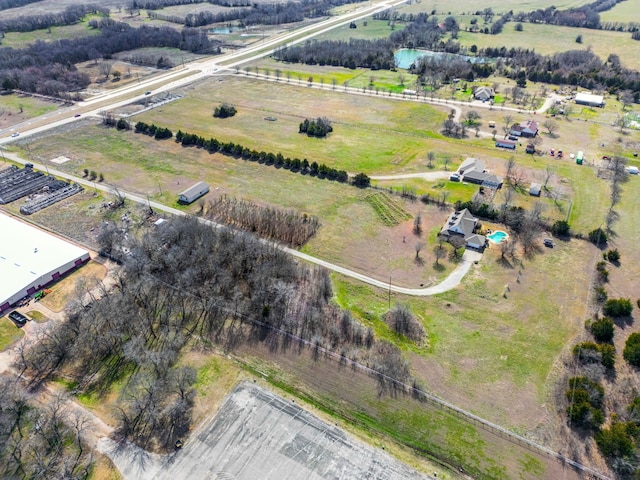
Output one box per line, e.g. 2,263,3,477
133,121,357,184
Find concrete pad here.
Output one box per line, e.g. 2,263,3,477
102,381,433,480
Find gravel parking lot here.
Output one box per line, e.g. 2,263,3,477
102,381,432,480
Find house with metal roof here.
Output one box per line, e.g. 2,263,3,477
178,181,210,204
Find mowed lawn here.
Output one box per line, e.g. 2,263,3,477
457,24,640,70
136,75,448,173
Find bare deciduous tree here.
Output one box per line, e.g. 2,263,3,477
543,119,558,136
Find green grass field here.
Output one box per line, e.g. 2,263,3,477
0,94,59,126
397,0,596,15
0,317,25,351
137,75,448,173
457,23,640,71
1,20,100,49
599,0,640,24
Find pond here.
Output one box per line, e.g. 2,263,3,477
209,26,242,34
394,48,488,70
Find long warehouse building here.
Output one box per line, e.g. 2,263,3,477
0,213,90,314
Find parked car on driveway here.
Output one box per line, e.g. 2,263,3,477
8,311,28,327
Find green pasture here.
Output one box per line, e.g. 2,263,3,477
397,0,596,15
0,94,58,118
332,229,592,428
0,317,25,351
137,75,448,173
457,24,640,71
0,19,99,49
599,0,640,24
313,18,398,41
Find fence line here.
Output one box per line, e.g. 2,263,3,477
237,314,611,480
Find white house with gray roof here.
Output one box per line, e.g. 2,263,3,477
440,208,487,250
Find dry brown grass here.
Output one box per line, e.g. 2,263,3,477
40,261,107,313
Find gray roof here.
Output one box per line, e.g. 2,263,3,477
458,157,485,174
179,181,209,199
465,234,486,247
529,183,542,195
464,170,503,186
441,208,477,238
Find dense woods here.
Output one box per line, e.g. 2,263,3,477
0,21,212,96
274,13,447,70
0,0,40,11
17,217,412,450
147,0,367,27
0,5,108,34
0,377,95,479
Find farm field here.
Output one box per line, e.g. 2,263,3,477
136,75,449,173
599,0,640,24
4,2,640,475
13,123,459,287
232,328,591,480
397,0,596,15
457,24,640,71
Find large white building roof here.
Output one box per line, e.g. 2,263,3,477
575,92,604,105
0,213,89,309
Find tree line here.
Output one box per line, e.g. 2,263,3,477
0,20,213,96
115,120,367,185
482,48,640,98
0,0,40,10
0,5,108,34
273,13,445,70
174,127,353,183
18,216,413,450
203,195,321,247
147,0,366,27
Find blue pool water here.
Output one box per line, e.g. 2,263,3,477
487,230,508,244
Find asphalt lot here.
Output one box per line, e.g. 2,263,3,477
101,381,432,480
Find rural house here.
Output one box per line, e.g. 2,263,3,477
509,120,538,138
473,86,494,102
457,157,503,189
440,208,487,250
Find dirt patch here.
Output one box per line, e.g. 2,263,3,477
40,261,107,312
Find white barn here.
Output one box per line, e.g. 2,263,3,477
575,92,605,107
178,181,210,204
0,213,89,313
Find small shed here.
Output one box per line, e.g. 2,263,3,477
496,139,516,150
529,183,542,197
178,181,210,204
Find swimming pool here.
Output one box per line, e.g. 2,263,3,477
487,230,508,244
